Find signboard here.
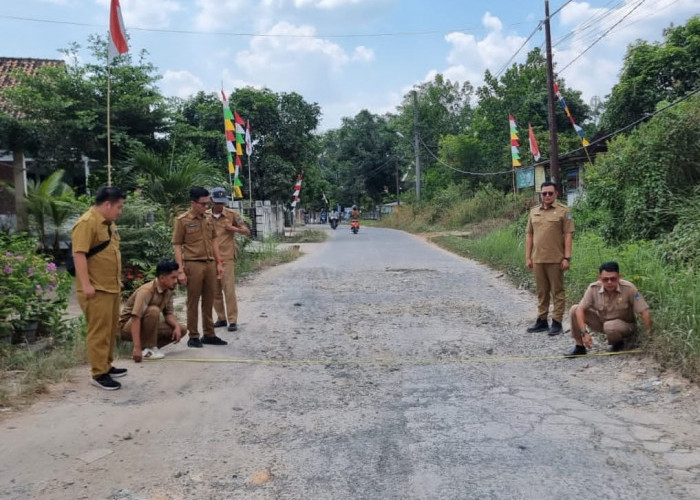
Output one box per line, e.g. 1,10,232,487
516,167,534,189
534,166,546,191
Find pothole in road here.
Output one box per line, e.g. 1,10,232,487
385,267,437,274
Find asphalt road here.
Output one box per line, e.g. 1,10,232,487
1,224,699,500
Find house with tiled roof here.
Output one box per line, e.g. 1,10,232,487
0,57,65,229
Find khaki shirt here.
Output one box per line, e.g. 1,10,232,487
526,201,574,263
71,206,121,293
119,280,174,326
578,279,649,323
172,210,217,261
207,207,245,261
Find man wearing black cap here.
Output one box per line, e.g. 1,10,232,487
207,187,250,332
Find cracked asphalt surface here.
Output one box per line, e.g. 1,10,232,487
1,225,700,499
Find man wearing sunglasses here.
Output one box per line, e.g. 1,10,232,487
172,186,226,348
525,181,574,336
567,261,652,356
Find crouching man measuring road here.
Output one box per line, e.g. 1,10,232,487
119,260,187,361
567,261,653,357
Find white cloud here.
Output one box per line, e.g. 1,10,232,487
95,0,181,29
234,21,371,87
194,0,247,31
295,0,372,8
160,70,205,98
352,46,374,62
437,12,529,87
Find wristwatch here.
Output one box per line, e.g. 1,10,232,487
563,257,571,261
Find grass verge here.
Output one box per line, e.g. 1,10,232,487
435,224,700,380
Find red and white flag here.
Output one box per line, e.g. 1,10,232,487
528,123,541,162
108,0,129,63
291,174,303,208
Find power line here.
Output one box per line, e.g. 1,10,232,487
558,0,647,74
417,87,700,177
493,21,543,78
0,14,538,40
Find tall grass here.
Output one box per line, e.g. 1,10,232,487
436,224,700,379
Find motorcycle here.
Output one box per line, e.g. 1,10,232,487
350,220,359,234
329,217,339,229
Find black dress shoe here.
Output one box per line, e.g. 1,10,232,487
566,345,587,357
187,337,203,348
608,342,624,352
527,318,549,333
227,323,238,332
548,320,563,336
213,320,227,328
201,335,228,345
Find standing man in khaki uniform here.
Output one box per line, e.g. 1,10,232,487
72,186,127,390
208,187,250,332
567,261,652,356
119,260,187,361
172,187,226,348
525,181,574,336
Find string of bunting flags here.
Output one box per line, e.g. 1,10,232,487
221,91,245,199
554,83,589,147
291,174,303,208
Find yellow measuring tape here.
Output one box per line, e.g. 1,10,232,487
158,349,643,366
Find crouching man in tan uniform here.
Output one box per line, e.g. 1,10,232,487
567,261,652,357
119,260,187,361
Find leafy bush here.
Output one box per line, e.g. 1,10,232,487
0,233,72,341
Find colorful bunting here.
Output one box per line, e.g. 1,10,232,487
221,91,243,199
108,0,129,63
291,173,303,208
528,123,541,162
509,115,522,168
554,83,589,147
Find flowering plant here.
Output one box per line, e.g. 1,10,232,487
0,233,72,337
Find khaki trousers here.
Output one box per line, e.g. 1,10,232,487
533,263,566,322
214,260,238,324
569,305,636,345
119,305,188,348
184,260,217,338
78,290,120,378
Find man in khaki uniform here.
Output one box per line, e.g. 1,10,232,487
208,188,250,332
525,181,574,336
172,186,226,348
567,261,652,356
119,260,187,361
72,186,127,390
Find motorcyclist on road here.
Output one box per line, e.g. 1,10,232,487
350,206,360,221
329,209,339,227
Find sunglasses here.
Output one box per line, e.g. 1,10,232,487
541,191,556,196
194,200,211,206
601,277,618,283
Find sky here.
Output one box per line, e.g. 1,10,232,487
1,0,698,130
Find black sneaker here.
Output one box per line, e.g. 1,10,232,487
608,342,625,352
526,318,549,333
227,323,238,332
108,366,128,378
548,320,563,336
214,320,227,328
565,345,587,357
201,335,228,345
90,374,121,391
187,337,203,348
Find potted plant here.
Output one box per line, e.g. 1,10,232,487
0,233,72,344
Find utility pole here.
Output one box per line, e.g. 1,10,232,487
544,0,560,187
395,156,400,205
412,90,421,201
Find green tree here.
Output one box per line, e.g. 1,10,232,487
470,48,590,190
576,94,700,242
389,74,474,199
1,36,168,187
602,16,700,132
